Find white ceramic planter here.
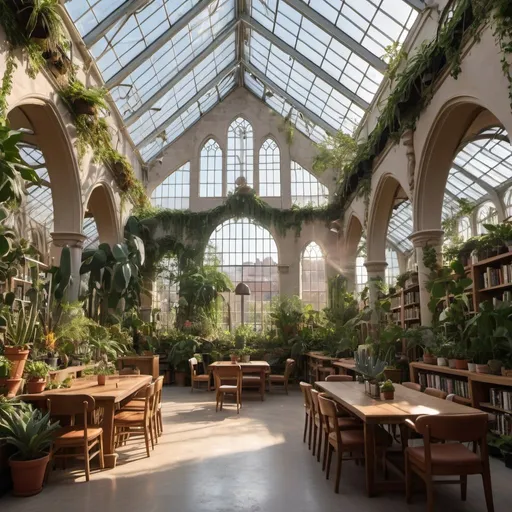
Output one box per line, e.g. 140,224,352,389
467,363,477,372
437,357,448,367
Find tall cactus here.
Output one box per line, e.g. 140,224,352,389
5,298,39,348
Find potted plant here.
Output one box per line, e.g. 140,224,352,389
60,80,108,116
354,351,386,399
0,356,18,398
167,336,198,387
24,361,51,394
230,350,240,364
483,223,512,253
454,343,469,370
0,405,59,496
94,360,115,386
380,379,395,400
395,272,410,290
239,347,253,363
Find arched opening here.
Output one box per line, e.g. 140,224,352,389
85,184,120,247
227,117,254,193
199,138,223,197
206,217,279,329
259,138,280,197
301,242,327,311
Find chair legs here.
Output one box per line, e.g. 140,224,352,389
325,445,333,480
334,451,343,494
312,422,318,457
303,411,309,443
482,466,495,512
460,475,467,501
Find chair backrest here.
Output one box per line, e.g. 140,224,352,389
284,358,296,380
415,413,488,443
424,387,448,400
325,374,352,382
214,365,242,388
189,357,198,376
446,393,469,406
154,375,164,403
317,394,341,444
143,382,156,425
402,382,422,392
310,389,321,419
299,382,312,409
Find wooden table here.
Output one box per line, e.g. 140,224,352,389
332,358,356,376
316,381,483,497
117,355,160,379
209,361,270,401
22,375,152,468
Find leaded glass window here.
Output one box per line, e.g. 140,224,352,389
227,118,254,193
476,202,498,234
458,216,472,242
385,247,399,287
200,139,223,197
356,237,367,296
151,163,190,210
259,138,280,197
291,161,328,207
153,256,180,331
301,242,327,311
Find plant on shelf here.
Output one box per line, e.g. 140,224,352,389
482,223,512,252
23,360,50,394
379,379,395,400
404,325,438,363
0,405,59,496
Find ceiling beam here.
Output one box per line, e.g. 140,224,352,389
281,0,387,72
402,0,426,9
243,60,333,135
136,64,238,150
83,0,149,47
124,20,238,126
105,0,217,89
242,15,369,111
236,0,244,87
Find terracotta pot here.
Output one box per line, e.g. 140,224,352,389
72,99,97,116
97,374,106,386
468,363,477,372
26,379,46,394
4,347,29,379
380,391,394,401
174,371,187,387
454,359,468,370
9,453,49,497
448,359,457,369
384,368,402,383
0,377,22,398
423,353,437,365
476,364,490,374
230,354,239,364
437,357,448,367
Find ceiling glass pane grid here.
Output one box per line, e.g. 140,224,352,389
244,71,328,144
250,0,384,105
108,6,235,119
476,201,498,234
259,138,281,197
129,36,236,145
458,216,472,242
139,71,236,161
385,246,399,287
301,242,327,310
83,217,99,249
291,161,328,207
151,162,191,209
227,118,254,193
248,30,364,134
305,0,419,59
65,0,128,35
19,145,54,229
387,200,413,252
207,217,279,330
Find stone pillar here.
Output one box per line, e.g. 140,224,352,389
408,229,444,326
50,232,87,302
364,260,387,324
343,262,356,295
278,263,299,297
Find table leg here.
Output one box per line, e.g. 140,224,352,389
102,401,118,469
364,423,377,497
260,369,265,401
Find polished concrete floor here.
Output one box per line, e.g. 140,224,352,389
1,386,509,511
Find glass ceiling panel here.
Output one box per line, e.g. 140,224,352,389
442,127,512,218
65,0,127,35
250,0,384,105
83,217,100,249
129,35,236,146
247,31,364,134
244,71,328,144
387,200,413,252
305,0,418,59
139,71,237,161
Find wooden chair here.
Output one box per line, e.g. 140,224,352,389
47,395,104,482
402,382,422,392
405,413,494,512
214,364,242,414
309,389,322,459
318,394,389,493
424,387,448,400
317,366,335,381
268,358,295,394
299,382,312,446
114,382,155,457
325,375,352,382
189,357,211,392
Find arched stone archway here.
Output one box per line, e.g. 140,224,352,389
85,183,121,246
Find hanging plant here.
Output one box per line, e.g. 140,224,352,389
60,80,108,117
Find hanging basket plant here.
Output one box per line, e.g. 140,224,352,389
60,80,108,117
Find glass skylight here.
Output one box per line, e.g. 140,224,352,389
387,200,413,252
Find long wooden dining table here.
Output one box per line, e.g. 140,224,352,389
316,381,483,497
209,361,270,401
21,375,152,468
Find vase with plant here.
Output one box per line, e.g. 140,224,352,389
239,347,254,363
24,361,51,394
167,336,198,387
354,351,386,398
94,360,115,386
0,405,59,496
380,379,395,400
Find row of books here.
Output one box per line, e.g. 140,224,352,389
491,413,512,436
404,291,420,305
389,312,400,323
480,264,512,289
489,387,512,412
404,306,420,320
417,372,470,399
492,292,512,306
390,296,401,309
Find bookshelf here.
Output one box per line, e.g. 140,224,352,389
410,362,512,434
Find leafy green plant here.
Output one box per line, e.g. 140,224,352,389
354,351,386,382
482,222,512,246
5,302,39,348
382,41,408,82
379,379,395,392
0,355,12,377
167,336,199,372
0,406,59,461
94,360,115,376
60,80,108,114
24,360,50,380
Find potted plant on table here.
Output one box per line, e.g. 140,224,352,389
380,380,395,400
239,347,254,363
354,351,386,399
0,405,59,496
94,360,115,386
0,356,15,397
24,361,51,394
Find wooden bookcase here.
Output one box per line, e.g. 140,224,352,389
410,362,512,435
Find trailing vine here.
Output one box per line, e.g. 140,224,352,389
138,189,339,244
0,52,16,122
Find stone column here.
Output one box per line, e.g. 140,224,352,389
364,260,387,324
408,229,444,326
50,232,87,302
